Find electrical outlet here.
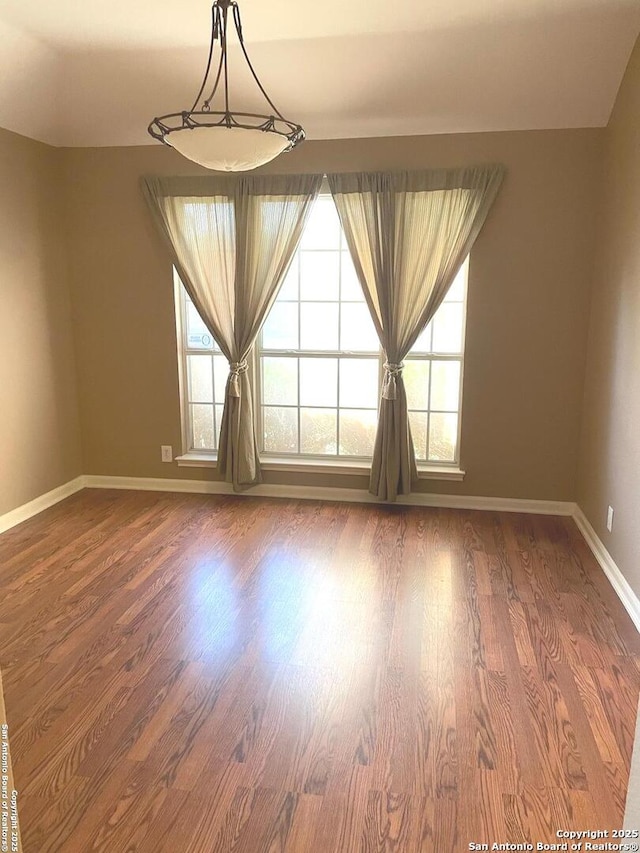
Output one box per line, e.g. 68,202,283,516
161,445,173,463
606,505,614,533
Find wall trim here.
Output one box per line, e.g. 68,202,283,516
573,506,640,633
0,475,86,535
82,474,575,515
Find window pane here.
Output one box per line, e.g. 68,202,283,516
263,407,298,453
340,304,379,352
188,355,213,403
186,302,214,350
191,404,215,449
300,197,341,249
213,355,229,401
339,409,377,456
432,303,464,353
429,413,458,461
341,252,364,301
300,303,339,350
430,361,461,411
409,411,428,461
300,252,340,301
300,358,338,407
445,266,465,302
412,322,432,354
262,302,298,350
262,357,298,406
339,359,379,408
301,408,337,454
404,360,430,410
278,258,299,301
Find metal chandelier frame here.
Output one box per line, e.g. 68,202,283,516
148,0,305,151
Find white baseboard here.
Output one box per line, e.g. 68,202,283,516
1,474,571,539
83,474,576,516
573,506,640,633
0,475,87,535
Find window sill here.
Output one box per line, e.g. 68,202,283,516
175,453,465,481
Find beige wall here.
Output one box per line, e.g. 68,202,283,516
0,127,81,516
61,129,602,501
578,37,640,598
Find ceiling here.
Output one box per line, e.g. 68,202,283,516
0,0,637,51
0,0,638,147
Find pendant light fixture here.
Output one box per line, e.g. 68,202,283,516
148,0,305,172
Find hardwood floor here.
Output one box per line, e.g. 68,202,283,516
0,489,638,852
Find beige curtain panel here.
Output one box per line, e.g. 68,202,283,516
327,165,505,501
142,173,322,490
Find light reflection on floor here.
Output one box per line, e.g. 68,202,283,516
177,543,454,686
182,559,240,660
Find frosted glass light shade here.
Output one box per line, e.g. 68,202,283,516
166,125,290,172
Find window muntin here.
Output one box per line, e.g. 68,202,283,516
176,194,467,465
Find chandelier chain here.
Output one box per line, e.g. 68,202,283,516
190,4,218,113
221,3,231,117
232,3,285,120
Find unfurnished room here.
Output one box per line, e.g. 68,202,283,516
1,0,640,851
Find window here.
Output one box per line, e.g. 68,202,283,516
175,194,467,468
177,293,229,453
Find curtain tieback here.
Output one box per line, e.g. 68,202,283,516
228,359,249,398
382,361,404,401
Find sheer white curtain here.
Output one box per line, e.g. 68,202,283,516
143,174,322,490
328,166,505,500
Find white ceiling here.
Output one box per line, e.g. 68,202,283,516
0,0,638,147
0,0,636,51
